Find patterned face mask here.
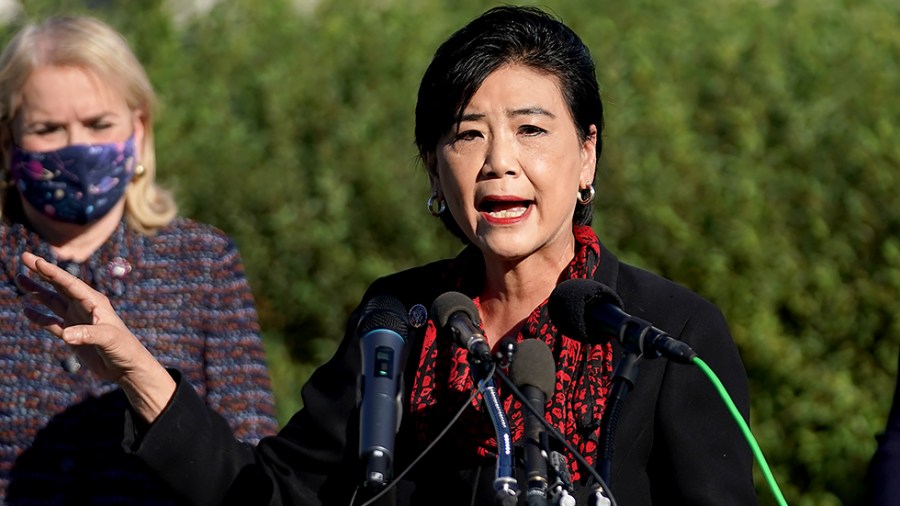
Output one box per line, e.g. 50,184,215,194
10,136,136,225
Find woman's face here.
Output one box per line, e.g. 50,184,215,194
14,65,143,155
430,64,596,263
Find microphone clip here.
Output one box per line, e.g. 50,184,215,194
492,336,517,368
548,451,576,506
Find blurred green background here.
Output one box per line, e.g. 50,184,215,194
4,0,899,503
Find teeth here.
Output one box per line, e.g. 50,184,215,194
487,207,527,218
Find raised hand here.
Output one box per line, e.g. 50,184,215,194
18,251,176,423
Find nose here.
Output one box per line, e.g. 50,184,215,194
481,134,519,178
67,126,91,146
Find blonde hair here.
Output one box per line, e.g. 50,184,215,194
0,15,177,234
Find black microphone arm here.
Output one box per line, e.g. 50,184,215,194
548,278,696,493
358,295,410,491
548,279,697,363
431,292,519,504
493,354,618,506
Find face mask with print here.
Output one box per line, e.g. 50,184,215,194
10,135,136,225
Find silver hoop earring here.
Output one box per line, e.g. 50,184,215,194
427,193,446,216
577,185,595,205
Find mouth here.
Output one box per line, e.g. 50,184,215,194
478,198,532,220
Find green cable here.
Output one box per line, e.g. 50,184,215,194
692,356,789,506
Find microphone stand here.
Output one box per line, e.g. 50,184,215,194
470,355,519,506
597,349,642,489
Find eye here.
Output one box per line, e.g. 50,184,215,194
519,124,547,136
30,123,61,136
454,129,483,142
88,119,113,130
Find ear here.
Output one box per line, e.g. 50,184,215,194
423,151,441,194
580,124,598,185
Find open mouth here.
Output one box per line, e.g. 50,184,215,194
478,199,532,219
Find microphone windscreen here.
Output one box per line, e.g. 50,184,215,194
430,291,481,328
509,339,556,399
358,294,409,337
548,279,623,342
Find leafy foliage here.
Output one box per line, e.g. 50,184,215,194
5,0,900,503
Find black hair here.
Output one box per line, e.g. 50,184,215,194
415,6,604,241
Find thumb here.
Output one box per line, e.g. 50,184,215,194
61,323,117,347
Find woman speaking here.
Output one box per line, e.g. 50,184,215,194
18,6,756,505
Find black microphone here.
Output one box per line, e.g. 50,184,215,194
548,279,697,363
509,339,556,506
432,292,519,501
430,291,492,363
358,295,409,488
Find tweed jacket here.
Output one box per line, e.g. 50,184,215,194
0,218,278,505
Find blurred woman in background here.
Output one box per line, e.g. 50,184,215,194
0,15,277,504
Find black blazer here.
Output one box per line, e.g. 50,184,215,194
129,245,758,505
867,348,900,505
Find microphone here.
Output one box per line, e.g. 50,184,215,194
431,292,519,501
430,291,492,363
358,294,409,489
509,339,556,506
548,279,697,363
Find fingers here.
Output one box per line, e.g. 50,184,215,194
22,303,64,337
20,252,104,312
17,274,73,321
19,252,125,332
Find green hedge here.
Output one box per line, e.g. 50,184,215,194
6,0,900,503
